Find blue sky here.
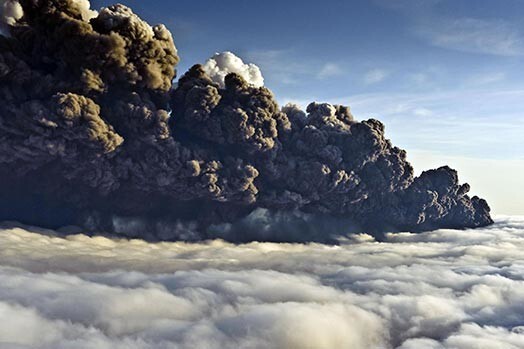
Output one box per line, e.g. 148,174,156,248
93,0,524,214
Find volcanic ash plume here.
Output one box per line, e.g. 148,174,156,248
0,0,492,241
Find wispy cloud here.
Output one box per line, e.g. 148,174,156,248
407,66,445,87
317,63,343,79
465,72,506,86
418,17,524,56
412,107,433,117
245,49,308,85
363,68,389,84
409,72,429,85
377,0,524,56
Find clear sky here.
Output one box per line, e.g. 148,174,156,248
93,0,524,215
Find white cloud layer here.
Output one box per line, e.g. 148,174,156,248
202,51,264,88
1,217,524,348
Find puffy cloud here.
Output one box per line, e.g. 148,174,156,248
202,51,265,87
0,217,524,348
72,0,98,21
0,0,22,34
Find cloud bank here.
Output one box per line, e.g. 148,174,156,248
0,217,524,348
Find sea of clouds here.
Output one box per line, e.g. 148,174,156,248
1,216,524,348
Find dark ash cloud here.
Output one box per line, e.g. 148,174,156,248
0,0,492,242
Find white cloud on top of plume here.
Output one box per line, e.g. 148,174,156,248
73,0,98,21
2,217,524,348
202,51,264,88
0,0,22,34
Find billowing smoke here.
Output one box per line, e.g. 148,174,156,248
1,217,523,348
0,0,492,242
202,51,264,87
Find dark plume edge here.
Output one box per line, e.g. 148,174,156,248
0,0,493,243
